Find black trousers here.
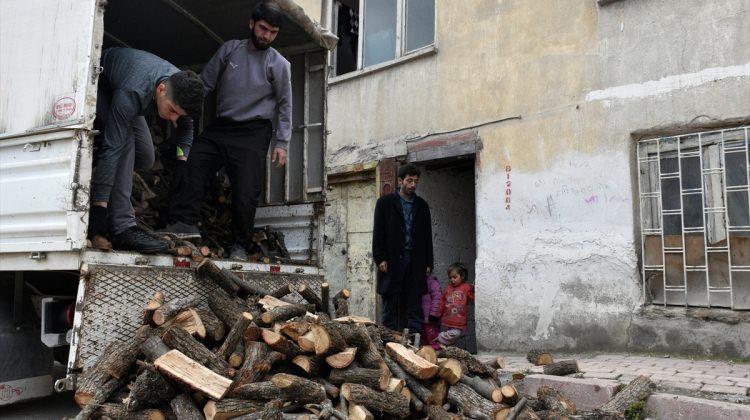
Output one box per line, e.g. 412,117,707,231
381,258,424,334
170,119,271,247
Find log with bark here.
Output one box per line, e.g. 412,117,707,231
197,259,241,295
542,360,579,376
446,383,508,420
459,374,503,403
385,342,438,379
320,282,330,316
437,358,464,385
416,345,438,364
270,283,293,299
491,355,506,370
208,287,246,327
438,346,495,378
232,341,284,390
333,289,350,318
500,384,519,406
328,366,390,391
170,394,203,420
93,403,165,420
162,324,232,376
425,404,462,420
204,399,266,420
142,291,165,325
215,312,254,360
194,307,227,341
311,321,348,357
292,355,324,376
262,304,308,325
341,383,410,418
74,376,126,420
229,380,283,400
102,325,153,379
537,386,576,414
325,347,358,369
126,363,176,411
298,283,324,312
526,349,554,366
153,296,201,325
280,319,311,341
384,354,434,405
173,308,207,339
597,375,654,414
154,351,232,399
263,328,304,357
348,403,373,420
271,373,327,404
229,340,245,368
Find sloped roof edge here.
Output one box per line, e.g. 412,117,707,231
275,0,338,50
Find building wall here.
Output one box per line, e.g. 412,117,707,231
324,0,750,357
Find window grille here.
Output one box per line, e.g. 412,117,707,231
637,127,750,309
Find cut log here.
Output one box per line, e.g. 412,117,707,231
333,315,375,325
425,404,461,420
341,383,410,418
325,347,358,369
348,403,373,420
271,373,327,403
491,355,506,370
504,397,527,420
328,366,390,391
543,360,579,376
204,399,265,420
74,376,126,420
258,295,293,311
320,282,330,316
297,330,317,352
386,377,406,393
366,324,401,344
280,319,311,341
197,259,240,295
127,363,176,411
447,383,508,420
298,283,324,311
170,394,203,420
232,341,284,390
385,342,438,379
598,375,655,413
227,270,271,296
311,321,347,357
229,380,283,400
438,346,495,378
194,307,227,341
263,328,304,357
537,386,576,414
403,386,424,412
244,322,263,343
153,296,201,325
437,358,463,385
416,346,438,365
174,308,206,339
314,378,340,399
262,304,308,325
344,324,383,369
384,354,434,405
162,325,232,376
208,287,246,327
430,379,448,406
216,312,254,360
141,335,171,361
526,349,554,366
270,283,293,299
293,355,323,376
333,288,350,318
229,340,245,368
154,349,232,400
460,374,502,403
93,403,165,420
500,384,518,406
103,325,153,379
142,292,165,325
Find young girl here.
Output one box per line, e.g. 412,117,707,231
422,273,443,348
437,262,474,347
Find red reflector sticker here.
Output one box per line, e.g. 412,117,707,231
270,265,281,273
173,257,191,267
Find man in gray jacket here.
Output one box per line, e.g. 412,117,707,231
164,1,292,260
90,48,204,252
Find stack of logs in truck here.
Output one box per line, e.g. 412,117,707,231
73,259,656,420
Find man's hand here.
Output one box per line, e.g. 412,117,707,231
378,261,388,273
426,266,432,276
272,147,287,168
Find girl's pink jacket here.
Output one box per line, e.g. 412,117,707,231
422,274,443,323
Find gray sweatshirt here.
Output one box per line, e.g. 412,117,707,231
200,40,292,147
94,48,194,201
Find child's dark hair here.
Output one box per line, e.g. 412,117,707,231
447,262,468,281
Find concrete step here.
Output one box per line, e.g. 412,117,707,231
645,393,750,420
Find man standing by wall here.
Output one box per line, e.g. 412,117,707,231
163,1,292,260
89,48,204,252
373,164,434,334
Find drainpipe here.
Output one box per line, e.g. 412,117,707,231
321,0,333,30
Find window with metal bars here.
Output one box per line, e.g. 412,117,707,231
637,127,750,309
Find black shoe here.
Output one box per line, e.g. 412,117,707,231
111,226,170,253
158,221,201,239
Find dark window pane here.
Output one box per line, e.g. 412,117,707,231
727,191,750,227
405,0,434,52
660,156,678,174
683,194,703,228
680,157,701,189
661,179,680,210
725,152,748,187
663,214,682,236
335,3,359,75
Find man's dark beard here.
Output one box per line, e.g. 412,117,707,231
250,29,271,50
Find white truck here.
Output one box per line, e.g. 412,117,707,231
0,0,335,406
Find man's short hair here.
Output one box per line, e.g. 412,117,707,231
252,1,284,28
398,163,421,179
167,70,205,118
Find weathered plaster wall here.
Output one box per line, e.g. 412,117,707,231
325,0,750,356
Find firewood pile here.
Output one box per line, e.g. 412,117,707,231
72,258,654,420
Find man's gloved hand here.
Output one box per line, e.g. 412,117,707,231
173,159,189,192
428,315,440,324
87,204,109,239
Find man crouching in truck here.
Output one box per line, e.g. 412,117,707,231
161,1,291,260
89,48,205,252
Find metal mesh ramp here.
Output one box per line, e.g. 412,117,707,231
73,264,323,372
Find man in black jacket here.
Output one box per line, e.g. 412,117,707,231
372,164,434,334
